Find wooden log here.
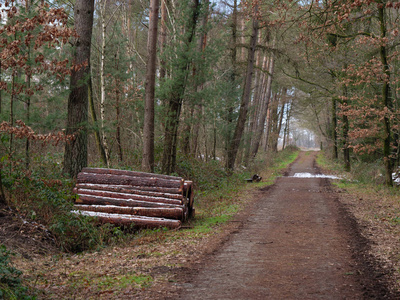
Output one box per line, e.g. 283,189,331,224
74,204,183,220
75,194,181,208
82,167,182,181
75,189,182,205
75,183,183,198
77,172,184,190
183,181,195,217
72,210,181,229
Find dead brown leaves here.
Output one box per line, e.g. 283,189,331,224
337,184,400,293
0,120,75,146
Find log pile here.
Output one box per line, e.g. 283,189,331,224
71,168,194,229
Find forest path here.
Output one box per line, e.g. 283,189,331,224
177,151,367,299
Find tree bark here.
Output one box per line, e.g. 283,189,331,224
74,194,180,208
183,0,210,157
161,0,200,174
250,52,274,158
0,167,6,204
0,60,2,114
159,0,168,81
332,98,338,159
142,0,160,172
72,210,181,228
63,0,94,178
82,167,183,180
268,93,279,152
88,76,108,165
9,71,15,159
25,59,31,169
75,189,183,205
227,9,259,170
378,4,393,186
74,205,184,220
114,50,123,163
99,0,111,168
77,173,183,189
342,86,350,171
76,183,183,195
282,100,292,150
76,183,184,198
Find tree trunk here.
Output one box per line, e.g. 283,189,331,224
282,100,292,150
264,104,272,152
243,36,264,166
378,4,393,186
275,92,286,151
76,183,183,195
159,0,168,81
161,0,200,174
0,167,6,204
227,8,259,170
72,210,181,228
24,0,31,170
0,60,2,114
75,189,183,205
25,62,31,170
342,86,350,171
74,205,184,220
75,183,184,199
99,0,111,168
187,0,209,157
75,194,180,208
268,93,279,152
182,106,193,156
9,71,15,158
114,50,123,163
77,173,183,190
332,98,338,159
224,0,237,164
142,0,160,172
250,52,274,158
63,0,94,178
88,76,107,165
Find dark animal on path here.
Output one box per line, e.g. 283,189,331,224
246,174,262,183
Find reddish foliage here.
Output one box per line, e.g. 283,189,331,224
0,120,76,146
0,2,78,95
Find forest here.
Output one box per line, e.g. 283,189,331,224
0,0,400,297
1,0,399,182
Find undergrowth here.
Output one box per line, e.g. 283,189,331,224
0,245,34,300
1,156,131,254
0,146,299,297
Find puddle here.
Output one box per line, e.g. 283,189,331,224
288,173,341,179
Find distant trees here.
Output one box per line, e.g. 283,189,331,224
291,0,400,185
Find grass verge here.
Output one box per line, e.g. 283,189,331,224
316,151,400,294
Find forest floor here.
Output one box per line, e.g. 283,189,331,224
2,151,400,299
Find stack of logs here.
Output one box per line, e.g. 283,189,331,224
72,168,194,229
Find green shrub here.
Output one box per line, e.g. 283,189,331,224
176,155,249,191
2,162,128,253
0,245,35,300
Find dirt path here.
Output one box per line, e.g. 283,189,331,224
176,152,389,299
